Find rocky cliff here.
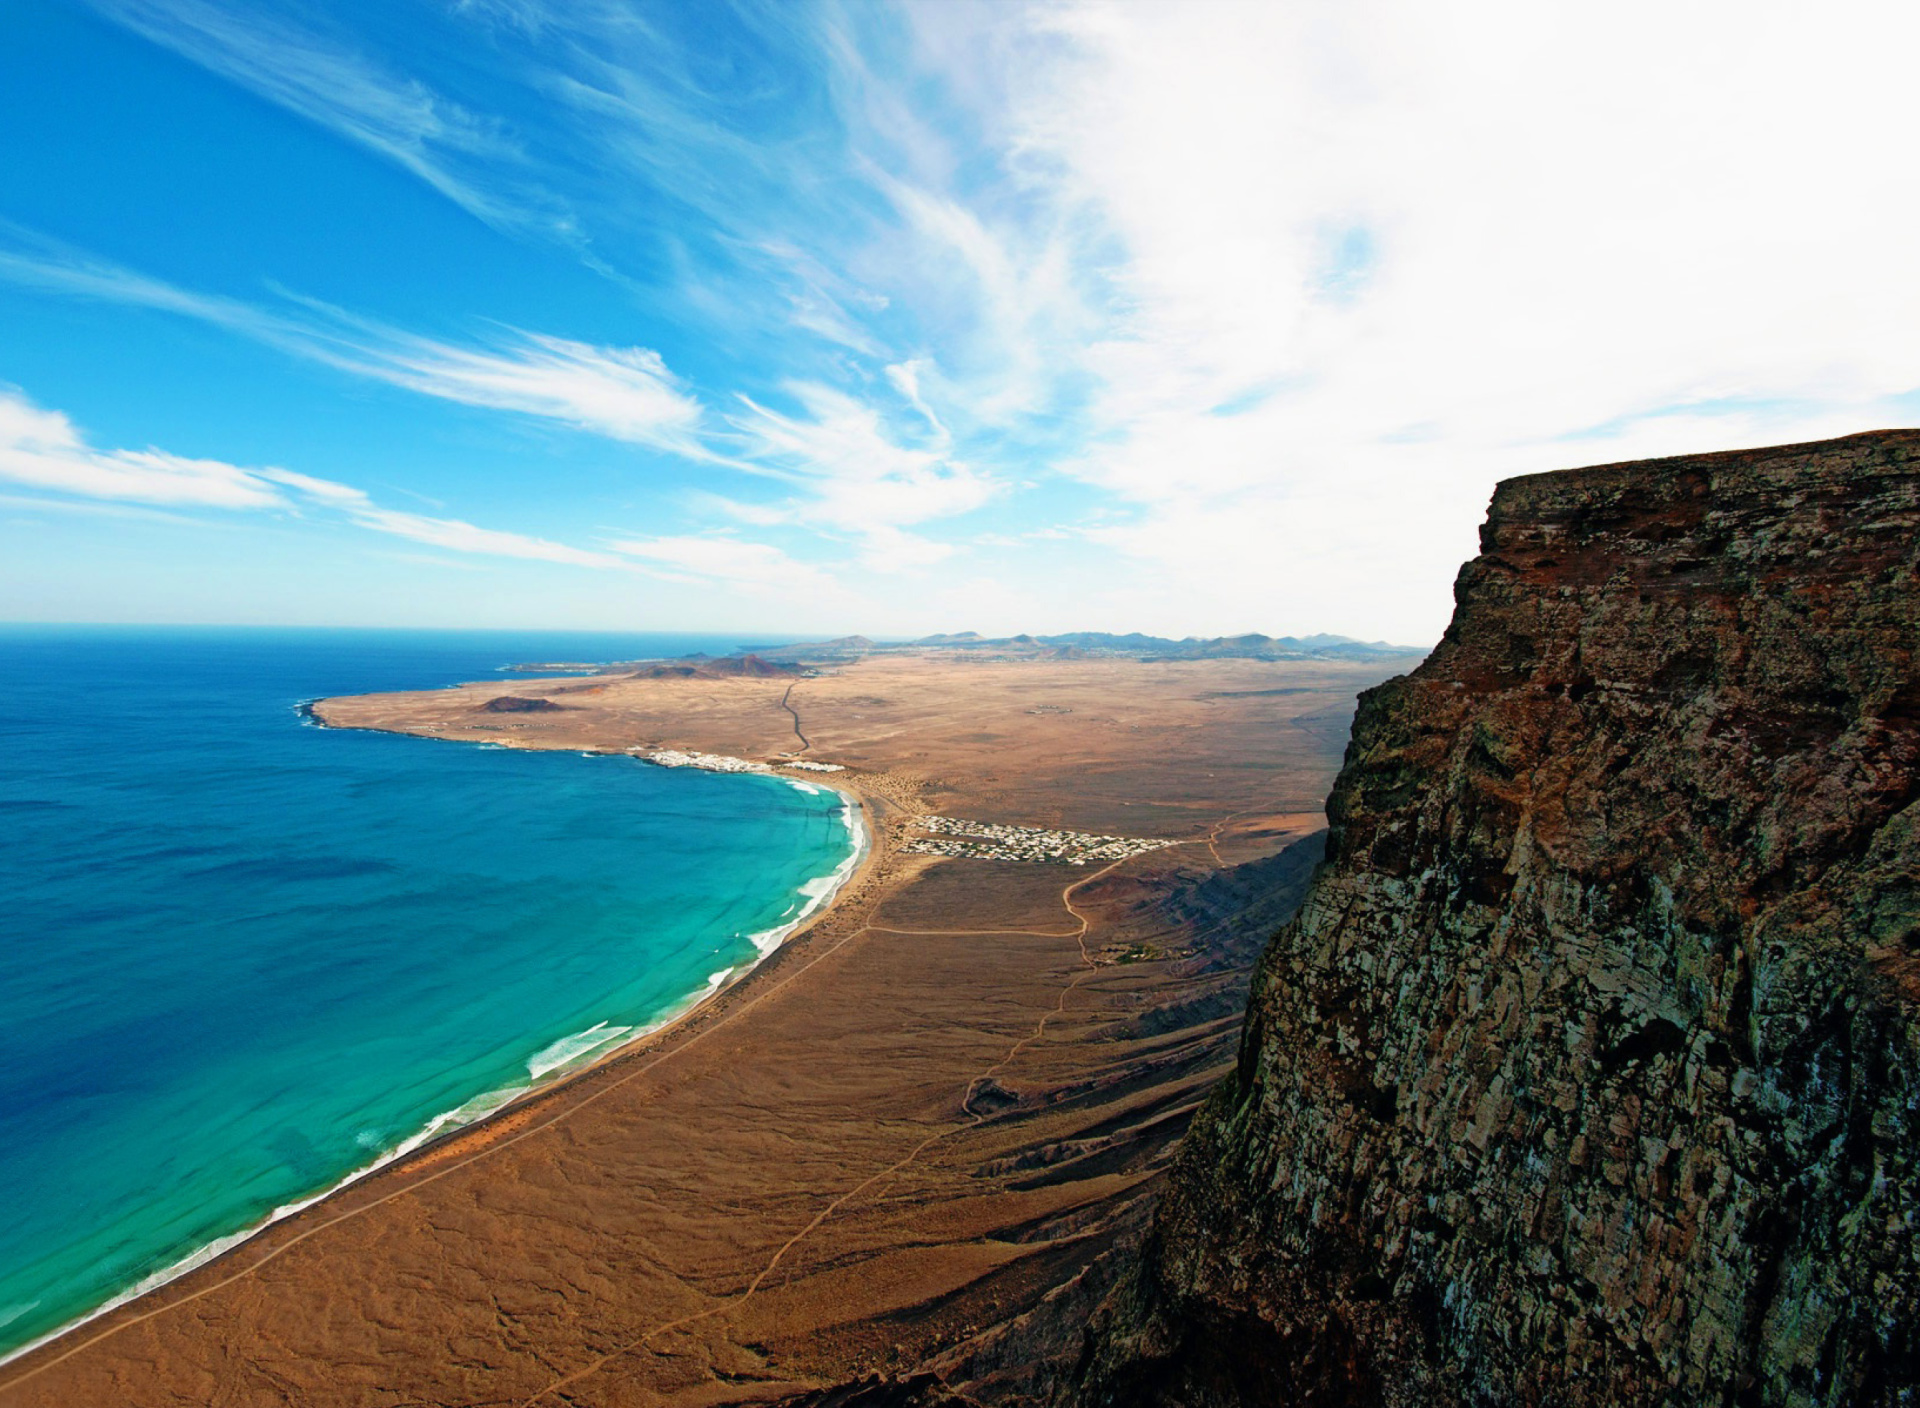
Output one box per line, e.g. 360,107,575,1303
1068,432,1920,1406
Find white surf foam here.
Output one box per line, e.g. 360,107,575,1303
526,1021,635,1080
0,781,874,1373
2,1018,636,1370
0,1075,525,1370
735,790,868,960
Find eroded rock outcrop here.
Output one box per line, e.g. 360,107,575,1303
1070,432,1920,1406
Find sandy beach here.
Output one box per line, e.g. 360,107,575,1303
0,648,1409,1407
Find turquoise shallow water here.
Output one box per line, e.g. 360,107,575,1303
0,626,858,1360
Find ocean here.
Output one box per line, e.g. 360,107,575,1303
0,626,861,1362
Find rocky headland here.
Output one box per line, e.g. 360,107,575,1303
1061,431,1920,1406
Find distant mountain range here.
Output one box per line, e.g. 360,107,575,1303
741,630,1427,665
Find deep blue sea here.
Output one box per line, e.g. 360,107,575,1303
0,626,859,1361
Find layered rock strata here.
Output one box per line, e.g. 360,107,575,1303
1071,432,1920,1406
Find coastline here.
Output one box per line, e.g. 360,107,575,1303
4,649,1389,1406
0,724,880,1376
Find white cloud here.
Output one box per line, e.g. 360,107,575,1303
0,391,885,594
0,224,274,332
0,235,713,456
342,504,622,567
26,2,1920,641
330,323,711,456
604,533,836,591
885,359,950,445
85,0,567,234
725,380,992,569
752,240,892,358
255,467,369,505
0,492,228,527
0,392,286,510
0,388,625,568
871,178,1076,424
899,0,1920,642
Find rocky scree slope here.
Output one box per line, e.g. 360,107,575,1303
1067,431,1920,1406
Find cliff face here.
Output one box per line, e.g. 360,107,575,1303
1072,432,1920,1406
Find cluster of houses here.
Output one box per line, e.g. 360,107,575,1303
632,748,771,774
630,749,851,778
902,815,1176,867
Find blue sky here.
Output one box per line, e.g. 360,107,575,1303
2,0,1916,643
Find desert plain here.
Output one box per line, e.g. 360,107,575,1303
0,646,1414,1408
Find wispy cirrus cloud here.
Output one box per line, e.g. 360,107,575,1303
47,5,1069,572
33,0,1920,643
82,0,570,235
310,314,713,458
336,501,622,568
249,466,623,566
115,0,1071,431
726,378,993,570
0,230,713,458
882,0,1920,639
0,390,285,510
0,228,991,566
0,492,220,527
0,387,620,568
603,532,840,595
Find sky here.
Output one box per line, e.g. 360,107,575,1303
2,0,1917,645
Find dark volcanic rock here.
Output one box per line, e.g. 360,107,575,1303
1068,432,1920,1406
725,652,802,677
478,694,570,713
775,1373,979,1408
627,664,702,678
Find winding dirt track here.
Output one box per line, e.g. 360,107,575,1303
513,856,1131,1407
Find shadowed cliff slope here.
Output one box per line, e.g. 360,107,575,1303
1064,431,1920,1406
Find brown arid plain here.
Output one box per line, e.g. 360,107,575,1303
0,648,1414,1408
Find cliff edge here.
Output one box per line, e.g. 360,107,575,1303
1069,431,1920,1406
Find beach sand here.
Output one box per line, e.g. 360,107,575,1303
0,650,1406,1407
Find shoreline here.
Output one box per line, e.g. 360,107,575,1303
0,719,882,1377
6,648,1387,1405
